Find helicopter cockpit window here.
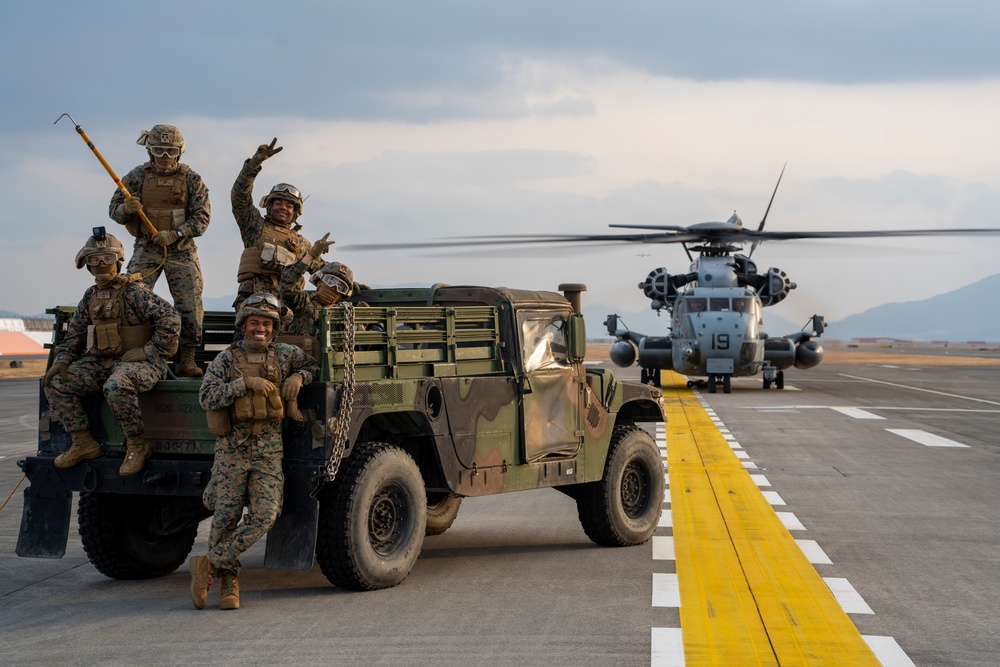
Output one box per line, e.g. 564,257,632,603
710,297,731,312
521,315,570,372
681,298,708,314
732,298,754,314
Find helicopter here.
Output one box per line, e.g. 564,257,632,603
341,168,1000,393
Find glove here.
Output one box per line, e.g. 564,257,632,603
123,196,143,215
243,375,276,395
309,233,333,259
42,362,69,387
281,373,304,401
121,348,147,363
152,230,180,246
250,138,283,167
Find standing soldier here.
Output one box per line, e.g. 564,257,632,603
231,138,323,312
190,293,319,610
43,228,181,476
109,124,210,378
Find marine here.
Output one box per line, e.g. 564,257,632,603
190,293,319,610
109,124,210,377
43,228,181,476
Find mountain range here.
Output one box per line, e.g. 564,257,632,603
7,274,1000,342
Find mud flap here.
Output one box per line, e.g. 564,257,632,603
16,485,72,558
264,464,319,570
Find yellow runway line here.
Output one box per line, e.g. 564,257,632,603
661,372,879,666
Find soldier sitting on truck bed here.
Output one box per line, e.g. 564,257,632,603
42,228,181,476
190,292,319,611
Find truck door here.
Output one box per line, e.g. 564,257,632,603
518,310,582,462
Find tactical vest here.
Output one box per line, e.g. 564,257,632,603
274,333,320,359
137,163,191,235
236,222,301,285
230,343,284,433
85,283,153,357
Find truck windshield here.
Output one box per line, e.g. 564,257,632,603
521,315,570,372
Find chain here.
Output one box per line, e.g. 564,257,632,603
318,302,356,483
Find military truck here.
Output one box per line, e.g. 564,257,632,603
17,283,666,591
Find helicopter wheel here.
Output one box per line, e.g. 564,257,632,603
640,368,648,384
776,371,785,390
707,374,717,394
763,377,772,390
722,375,731,394
651,368,661,387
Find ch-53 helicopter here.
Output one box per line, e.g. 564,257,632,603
342,168,1000,393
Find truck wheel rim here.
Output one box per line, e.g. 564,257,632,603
621,462,650,518
368,483,408,555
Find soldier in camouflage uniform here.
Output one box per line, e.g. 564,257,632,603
190,293,319,610
231,138,324,312
109,124,209,378
43,228,181,477
278,234,360,339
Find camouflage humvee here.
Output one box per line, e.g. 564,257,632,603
17,284,666,590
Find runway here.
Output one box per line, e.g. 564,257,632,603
1,359,998,665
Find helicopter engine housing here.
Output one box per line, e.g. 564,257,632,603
758,268,795,307
763,337,796,370
794,339,824,369
609,339,637,367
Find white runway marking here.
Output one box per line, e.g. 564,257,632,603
840,373,1000,407
650,628,685,667
776,512,805,531
795,539,833,564
824,577,874,614
862,635,917,667
652,573,681,607
750,474,771,487
761,491,785,506
886,429,970,448
652,536,675,560
831,407,885,420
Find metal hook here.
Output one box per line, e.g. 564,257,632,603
53,112,79,127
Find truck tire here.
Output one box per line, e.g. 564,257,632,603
78,492,198,580
575,425,665,547
316,443,427,591
425,493,462,536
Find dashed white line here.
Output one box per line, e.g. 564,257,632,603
824,577,874,614
776,511,805,531
652,536,674,560
652,573,681,607
862,635,917,667
831,407,885,420
795,539,833,565
651,628,685,667
885,429,970,448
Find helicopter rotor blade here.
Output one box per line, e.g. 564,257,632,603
749,162,787,258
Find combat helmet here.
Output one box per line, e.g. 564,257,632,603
259,183,304,218
136,124,185,158
310,261,355,295
235,292,287,331
75,227,126,270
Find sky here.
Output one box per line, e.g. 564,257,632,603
4,0,1000,333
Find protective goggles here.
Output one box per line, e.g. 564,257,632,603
243,293,281,308
318,274,352,295
85,252,119,266
270,183,302,199
149,145,181,158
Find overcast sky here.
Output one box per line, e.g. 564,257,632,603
4,0,1000,331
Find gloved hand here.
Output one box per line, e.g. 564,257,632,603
121,348,147,363
250,138,283,167
153,230,180,246
42,362,69,387
281,373,304,401
243,375,276,395
123,196,143,215
309,233,333,259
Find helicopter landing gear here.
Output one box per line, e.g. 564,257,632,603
707,374,732,394
640,368,661,387
763,370,785,390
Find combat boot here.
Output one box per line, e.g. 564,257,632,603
54,430,103,468
119,433,151,476
219,571,240,610
189,555,215,609
176,346,203,378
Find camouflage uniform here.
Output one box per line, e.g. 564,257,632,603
231,161,322,310
278,259,322,337
46,276,181,437
198,341,319,574
109,162,210,350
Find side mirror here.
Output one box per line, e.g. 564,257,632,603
568,313,587,362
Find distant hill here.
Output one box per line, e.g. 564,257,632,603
828,273,1000,342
